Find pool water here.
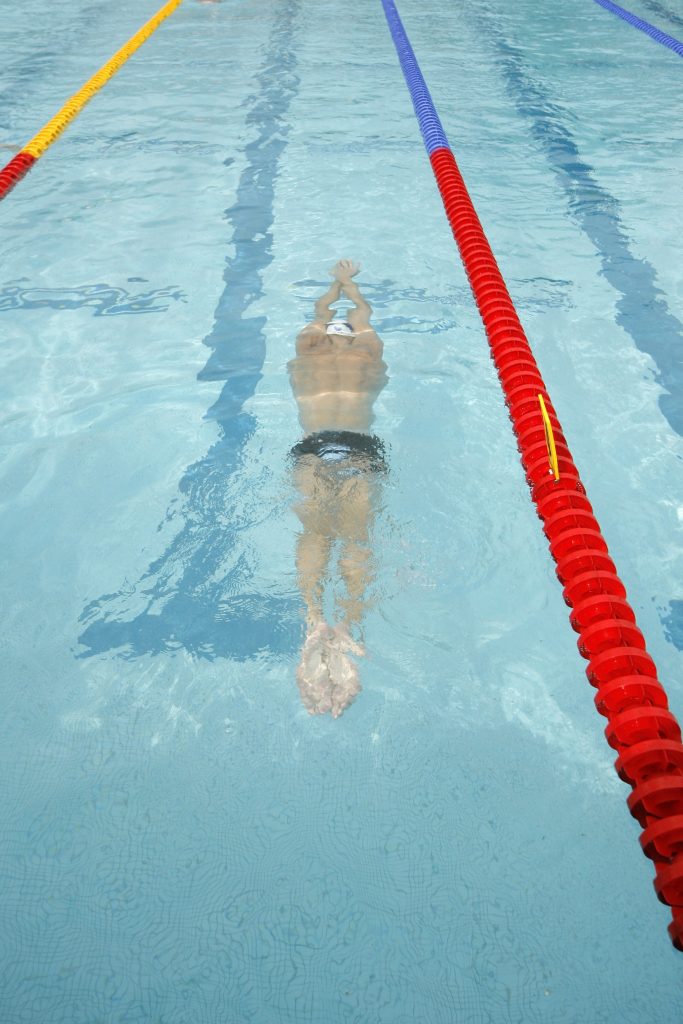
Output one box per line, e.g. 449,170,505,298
2,0,683,1020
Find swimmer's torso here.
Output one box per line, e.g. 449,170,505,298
288,330,388,434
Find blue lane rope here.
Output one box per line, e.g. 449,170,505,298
380,0,450,155
592,0,683,57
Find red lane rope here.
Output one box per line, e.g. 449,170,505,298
0,153,37,200
429,142,683,948
381,0,683,950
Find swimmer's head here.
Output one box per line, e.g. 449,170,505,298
326,320,355,338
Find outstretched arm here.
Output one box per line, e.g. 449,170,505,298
312,280,342,324
332,259,372,332
295,278,342,352
341,278,372,332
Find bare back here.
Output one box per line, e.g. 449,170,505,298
288,327,388,435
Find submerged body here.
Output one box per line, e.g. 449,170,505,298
288,328,387,435
288,261,388,717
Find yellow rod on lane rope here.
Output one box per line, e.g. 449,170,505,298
538,393,560,481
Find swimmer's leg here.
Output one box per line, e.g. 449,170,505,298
294,533,333,716
293,459,334,628
295,530,331,629
335,474,377,636
337,540,374,637
295,529,367,718
292,459,339,713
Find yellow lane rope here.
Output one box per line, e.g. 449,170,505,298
23,0,184,160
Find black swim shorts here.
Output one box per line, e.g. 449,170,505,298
290,430,387,473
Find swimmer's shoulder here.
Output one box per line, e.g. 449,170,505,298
352,328,383,356
295,323,327,352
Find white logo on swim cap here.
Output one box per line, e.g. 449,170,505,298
326,320,355,337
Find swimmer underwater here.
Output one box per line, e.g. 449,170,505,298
288,260,388,718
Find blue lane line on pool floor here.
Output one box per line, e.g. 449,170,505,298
471,3,683,438
78,0,302,663
592,0,683,56
473,1,683,648
640,0,683,33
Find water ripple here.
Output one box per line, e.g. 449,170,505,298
478,0,683,435
0,280,185,317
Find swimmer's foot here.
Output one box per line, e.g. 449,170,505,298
326,624,364,718
327,646,362,718
295,622,364,718
296,623,334,716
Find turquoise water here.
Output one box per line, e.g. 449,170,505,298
2,0,683,1019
